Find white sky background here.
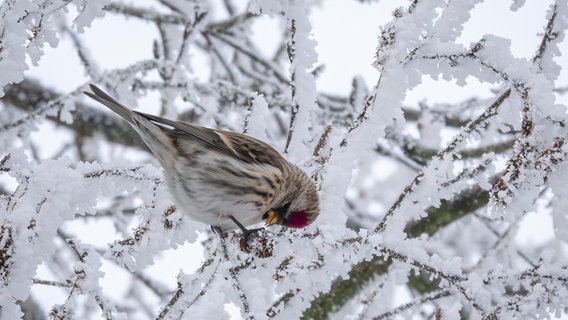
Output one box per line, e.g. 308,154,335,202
22,0,568,318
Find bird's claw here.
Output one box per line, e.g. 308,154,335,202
239,227,263,253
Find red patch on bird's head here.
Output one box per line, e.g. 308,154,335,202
286,211,310,228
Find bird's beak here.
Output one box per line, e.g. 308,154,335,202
265,209,280,226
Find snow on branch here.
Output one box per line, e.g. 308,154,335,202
1,0,568,319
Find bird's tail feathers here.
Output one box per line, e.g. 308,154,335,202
85,84,136,123
85,84,178,168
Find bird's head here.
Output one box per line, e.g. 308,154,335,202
263,166,320,229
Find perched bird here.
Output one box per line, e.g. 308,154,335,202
84,84,320,251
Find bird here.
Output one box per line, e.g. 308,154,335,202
84,84,320,251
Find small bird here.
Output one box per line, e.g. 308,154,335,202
85,84,320,251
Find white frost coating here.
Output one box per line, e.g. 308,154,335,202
316,156,351,227
0,0,108,96
236,263,275,317
0,154,93,316
435,0,483,41
441,300,463,319
329,270,395,319
476,35,561,121
510,0,527,11
25,16,59,67
72,245,104,293
160,0,208,18
497,92,523,131
244,93,270,142
2,0,568,319
549,164,568,243
285,4,318,159
328,57,407,223
0,150,198,315
248,0,261,14
248,0,318,160
418,109,444,149
75,161,202,271
72,0,111,33
0,1,36,96
534,2,568,81
59,96,78,124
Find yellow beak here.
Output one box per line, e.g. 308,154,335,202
265,209,280,226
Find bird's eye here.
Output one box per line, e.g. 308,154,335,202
280,202,292,215
286,211,310,228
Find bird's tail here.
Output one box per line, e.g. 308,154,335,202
84,84,178,169
84,84,136,123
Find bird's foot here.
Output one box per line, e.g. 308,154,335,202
228,215,264,253
211,225,224,237
212,222,273,257
238,227,263,253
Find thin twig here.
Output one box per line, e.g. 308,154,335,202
375,89,511,234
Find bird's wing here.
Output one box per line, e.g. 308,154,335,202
140,113,285,169
215,130,286,168
85,84,285,169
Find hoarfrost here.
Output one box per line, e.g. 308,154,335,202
1,0,568,319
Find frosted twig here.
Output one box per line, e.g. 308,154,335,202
440,157,494,189
156,257,221,319
208,31,289,84
313,125,332,158
470,213,537,270
63,25,99,79
381,248,485,315
0,154,10,172
242,95,255,134
95,296,114,320
339,93,375,148
284,19,298,154
174,12,207,69
204,33,237,83
218,236,255,320
32,278,73,288
375,89,511,234
265,289,299,317
105,3,186,24
374,290,452,319
532,3,559,65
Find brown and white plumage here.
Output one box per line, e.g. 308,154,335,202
85,84,320,235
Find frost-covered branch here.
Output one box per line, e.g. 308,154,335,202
1,0,567,319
